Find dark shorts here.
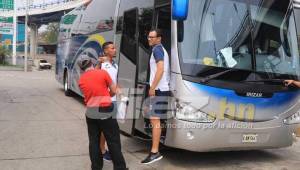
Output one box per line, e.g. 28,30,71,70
145,90,171,119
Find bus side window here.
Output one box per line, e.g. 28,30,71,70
137,7,154,83
155,5,171,54
138,8,154,51
121,8,138,64
116,16,124,34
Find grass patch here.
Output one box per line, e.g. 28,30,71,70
0,63,24,68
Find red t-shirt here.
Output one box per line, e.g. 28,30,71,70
78,69,113,107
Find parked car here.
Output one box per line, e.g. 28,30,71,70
39,59,52,69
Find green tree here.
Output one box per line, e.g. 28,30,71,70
40,22,59,44
0,45,11,65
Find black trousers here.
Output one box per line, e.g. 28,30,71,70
86,116,127,170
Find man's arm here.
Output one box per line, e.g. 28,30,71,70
284,80,300,88
149,45,165,96
151,61,164,89
109,83,117,97
95,56,109,69
102,70,116,96
149,61,164,96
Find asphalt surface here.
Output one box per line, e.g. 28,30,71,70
0,69,300,170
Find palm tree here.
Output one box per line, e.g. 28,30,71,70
0,46,11,65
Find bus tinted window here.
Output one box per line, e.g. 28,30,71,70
116,16,124,33
121,9,138,64
156,5,171,53
138,8,154,51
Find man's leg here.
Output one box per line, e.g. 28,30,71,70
100,132,106,154
141,116,163,164
100,132,111,161
150,116,161,153
101,118,127,170
141,90,170,164
151,90,171,153
86,117,103,170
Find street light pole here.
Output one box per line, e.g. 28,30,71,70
24,0,28,72
12,0,17,65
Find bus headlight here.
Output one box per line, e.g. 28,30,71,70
175,101,215,123
284,111,300,125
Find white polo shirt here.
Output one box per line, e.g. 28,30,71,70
101,60,118,101
149,44,170,91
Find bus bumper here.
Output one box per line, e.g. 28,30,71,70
164,118,296,152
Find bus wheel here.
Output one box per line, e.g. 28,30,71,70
64,72,72,96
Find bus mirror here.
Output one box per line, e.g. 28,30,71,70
172,0,189,21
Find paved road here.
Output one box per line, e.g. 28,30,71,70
0,69,299,170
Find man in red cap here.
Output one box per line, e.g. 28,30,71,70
78,55,127,170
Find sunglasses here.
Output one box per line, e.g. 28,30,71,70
147,36,159,39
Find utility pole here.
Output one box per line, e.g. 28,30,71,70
24,0,28,72
12,0,17,65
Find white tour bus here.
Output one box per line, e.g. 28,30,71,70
56,0,300,152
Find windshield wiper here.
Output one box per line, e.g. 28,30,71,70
200,69,234,83
242,79,284,83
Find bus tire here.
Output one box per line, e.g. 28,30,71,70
64,72,72,96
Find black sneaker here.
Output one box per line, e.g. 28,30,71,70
141,152,163,164
102,150,112,162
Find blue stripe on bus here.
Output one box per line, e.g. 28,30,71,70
187,81,300,108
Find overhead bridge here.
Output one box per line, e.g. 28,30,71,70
0,0,87,67
0,0,87,24
0,0,85,17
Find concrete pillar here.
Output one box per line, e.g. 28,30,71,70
12,0,17,65
30,24,38,60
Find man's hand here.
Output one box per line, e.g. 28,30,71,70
284,80,294,86
116,87,122,96
98,56,108,63
149,87,155,96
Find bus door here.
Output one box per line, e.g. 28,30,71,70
117,8,139,135
134,1,171,135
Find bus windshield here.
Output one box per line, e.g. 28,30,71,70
179,0,300,81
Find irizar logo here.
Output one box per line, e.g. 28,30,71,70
246,92,263,98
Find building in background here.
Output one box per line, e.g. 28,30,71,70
0,23,25,51
0,0,13,9
0,0,25,52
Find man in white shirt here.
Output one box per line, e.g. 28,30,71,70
141,29,171,164
98,41,119,162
